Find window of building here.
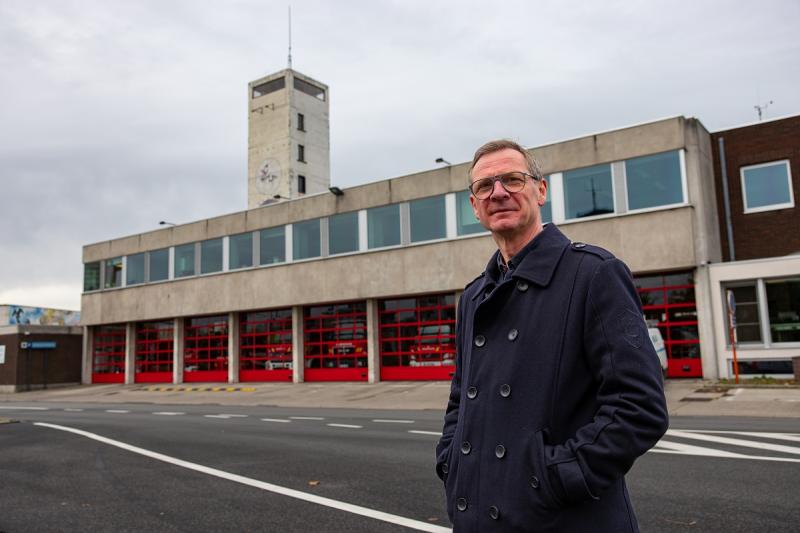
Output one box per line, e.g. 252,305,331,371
149,248,169,282
184,315,228,374
734,360,793,375
725,284,762,343
635,271,701,378
329,212,359,255
297,113,305,131
303,302,367,372
229,232,253,270
456,190,484,236
135,321,174,378
541,178,552,224
126,253,145,286
410,196,446,243
368,204,401,248
625,151,684,211
293,219,321,260
298,144,306,163
92,325,126,380
379,293,456,380
174,243,195,278
240,309,293,380
294,77,326,100
766,279,800,343
260,226,286,264
84,262,100,291
563,164,614,219
200,238,223,274
740,160,794,213
252,77,285,98
103,257,123,288
298,175,306,194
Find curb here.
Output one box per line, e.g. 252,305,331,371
138,386,257,393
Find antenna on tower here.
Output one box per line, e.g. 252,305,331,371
287,6,293,69
754,100,773,121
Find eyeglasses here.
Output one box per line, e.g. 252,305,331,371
469,171,538,200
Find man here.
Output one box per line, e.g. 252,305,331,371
435,140,668,532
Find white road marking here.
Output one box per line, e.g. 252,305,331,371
327,423,363,429
33,423,450,533
204,414,248,419
0,406,48,410
678,430,800,443
651,441,800,463
64,408,84,412
724,388,743,401
289,416,325,420
105,410,130,414
152,412,185,416
373,419,414,424
666,429,800,455
409,430,442,436
261,418,291,423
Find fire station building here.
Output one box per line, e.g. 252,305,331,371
80,68,800,385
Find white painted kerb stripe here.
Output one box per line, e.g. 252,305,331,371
33,422,450,533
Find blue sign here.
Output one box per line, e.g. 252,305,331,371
30,341,57,350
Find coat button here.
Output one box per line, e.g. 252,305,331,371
457,498,468,512
516,280,529,292
507,329,518,341
530,476,540,489
495,445,506,459
488,506,500,520
474,335,486,347
572,242,586,249
466,386,478,399
441,462,448,474
461,441,472,455
499,384,511,397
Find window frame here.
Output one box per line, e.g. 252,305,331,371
624,149,687,214
562,163,616,221
740,160,795,214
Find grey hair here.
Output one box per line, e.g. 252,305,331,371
468,139,543,181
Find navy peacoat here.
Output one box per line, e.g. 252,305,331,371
436,224,668,532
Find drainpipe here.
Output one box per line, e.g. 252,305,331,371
718,137,736,261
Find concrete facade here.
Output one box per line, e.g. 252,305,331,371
82,114,729,383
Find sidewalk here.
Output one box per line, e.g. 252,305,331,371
2,380,799,417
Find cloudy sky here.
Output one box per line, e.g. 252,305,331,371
1,0,798,311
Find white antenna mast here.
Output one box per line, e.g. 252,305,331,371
287,6,292,69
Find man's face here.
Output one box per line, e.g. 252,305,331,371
470,148,547,237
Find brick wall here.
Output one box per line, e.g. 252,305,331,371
711,115,800,261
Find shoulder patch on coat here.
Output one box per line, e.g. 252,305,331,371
570,242,614,260
618,309,646,348
463,272,485,291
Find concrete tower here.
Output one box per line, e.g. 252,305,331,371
247,69,330,208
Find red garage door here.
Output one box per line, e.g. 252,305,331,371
240,309,293,382
92,324,126,383
304,302,368,381
379,293,456,380
184,315,229,382
134,320,174,383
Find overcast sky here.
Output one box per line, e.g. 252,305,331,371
1,0,798,311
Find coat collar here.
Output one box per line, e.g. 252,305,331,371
472,224,570,299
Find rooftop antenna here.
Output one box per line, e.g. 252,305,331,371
754,100,773,121
287,6,292,69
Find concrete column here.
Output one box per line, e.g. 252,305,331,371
366,298,380,383
173,318,184,384
82,325,93,384
124,323,135,385
694,265,719,380
228,312,240,383
292,305,304,383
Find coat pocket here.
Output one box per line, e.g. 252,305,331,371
531,428,565,510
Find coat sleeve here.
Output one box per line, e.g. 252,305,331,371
435,293,464,481
545,258,669,504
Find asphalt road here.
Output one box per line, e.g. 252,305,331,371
1,403,798,532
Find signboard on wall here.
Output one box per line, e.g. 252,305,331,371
0,345,5,364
